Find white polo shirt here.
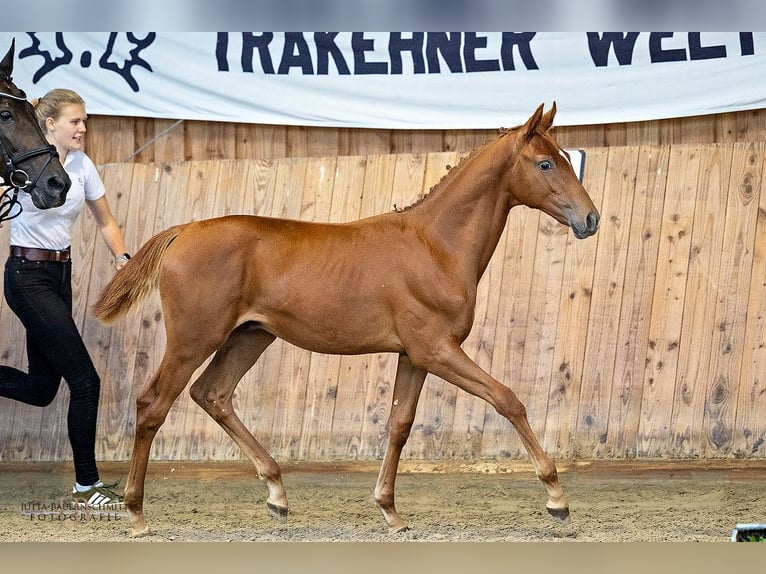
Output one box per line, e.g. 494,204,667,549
9,149,105,251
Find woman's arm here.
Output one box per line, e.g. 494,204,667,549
86,195,130,270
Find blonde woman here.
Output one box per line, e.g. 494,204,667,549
1,89,129,506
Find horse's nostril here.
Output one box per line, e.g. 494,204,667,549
586,212,599,231
48,176,66,192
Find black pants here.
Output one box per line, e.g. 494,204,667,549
1,256,101,486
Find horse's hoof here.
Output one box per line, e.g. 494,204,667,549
130,526,152,538
546,506,570,524
387,522,410,534
267,502,289,523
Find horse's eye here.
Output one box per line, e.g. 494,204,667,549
0,110,11,121
538,160,552,171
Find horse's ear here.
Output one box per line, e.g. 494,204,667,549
0,39,15,80
540,101,557,131
523,103,545,141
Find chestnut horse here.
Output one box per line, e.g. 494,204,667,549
94,103,600,537
0,39,70,221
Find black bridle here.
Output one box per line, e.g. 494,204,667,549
0,90,60,222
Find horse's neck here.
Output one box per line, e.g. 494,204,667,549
409,135,518,278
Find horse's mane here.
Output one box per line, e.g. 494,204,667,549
392,125,522,213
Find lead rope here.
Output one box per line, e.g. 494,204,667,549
0,184,21,222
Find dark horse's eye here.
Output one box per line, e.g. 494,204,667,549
538,160,552,171
0,110,11,121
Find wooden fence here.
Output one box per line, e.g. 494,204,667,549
1,142,765,463
85,109,766,165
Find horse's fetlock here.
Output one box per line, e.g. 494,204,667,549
535,461,558,484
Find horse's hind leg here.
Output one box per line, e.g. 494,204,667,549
374,354,427,533
189,327,288,521
125,351,209,537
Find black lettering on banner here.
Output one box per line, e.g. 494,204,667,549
389,33,426,74
588,32,755,67
740,32,755,56
464,32,500,72
649,32,688,63
314,33,350,75
278,33,314,74
216,32,229,71
500,32,539,70
242,32,275,73
688,33,727,60
352,33,388,74
425,33,463,73
587,32,641,67
217,32,757,76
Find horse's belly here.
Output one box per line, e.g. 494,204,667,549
254,305,403,355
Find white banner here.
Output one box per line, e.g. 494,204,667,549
1,32,764,129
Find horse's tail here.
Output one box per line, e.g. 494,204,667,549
92,224,188,324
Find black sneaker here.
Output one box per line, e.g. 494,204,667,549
72,480,124,508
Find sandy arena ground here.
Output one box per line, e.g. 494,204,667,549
1,459,764,542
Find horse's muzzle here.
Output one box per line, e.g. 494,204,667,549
31,175,69,209
571,211,600,239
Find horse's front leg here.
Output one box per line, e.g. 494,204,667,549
373,354,427,533
426,342,570,523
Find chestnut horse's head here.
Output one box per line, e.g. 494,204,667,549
508,102,599,239
0,39,70,212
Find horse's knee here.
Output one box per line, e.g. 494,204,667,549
494,390,527,422
134,398,170,435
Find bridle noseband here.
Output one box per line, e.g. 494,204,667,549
0,89,60,222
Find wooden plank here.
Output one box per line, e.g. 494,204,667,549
83,110,766,166
564,146,623,459
161,161,226,457
230,159,281,459
522,206,572,455
246,124,288,160
296,157,343,460
446,155,503,459
185,120,237,161
360,154,425,459
74,163,137,461
211,159,251,216
218,157,298,460
148,119,186,163
638,145,701,456
86,116,135,164
408,152,460,459
267,159,314,459
604,146,670,457
298,156,369,459
89,164,161,460
702,143,762,457
735,142,766,457
668,145,732,457
330,154,398,459
338,128,393,157
188,159,262,460
479,205,541,458
131,162,201,459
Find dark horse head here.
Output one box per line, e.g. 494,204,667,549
0,39,70,213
